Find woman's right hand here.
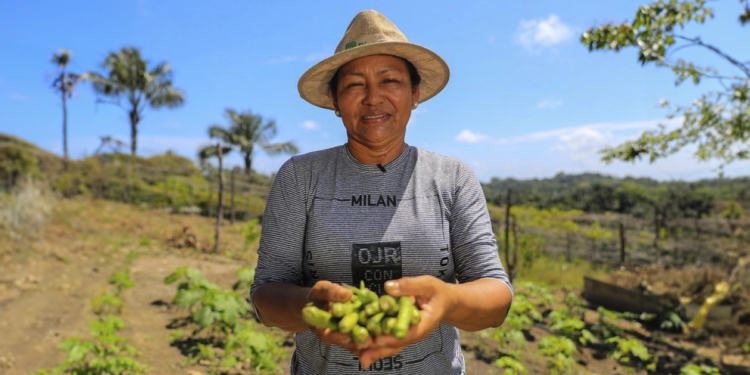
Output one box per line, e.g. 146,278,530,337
306,281,375,354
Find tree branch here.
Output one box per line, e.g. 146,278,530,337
674,35,750,77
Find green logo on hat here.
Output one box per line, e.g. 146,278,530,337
345,41,357,50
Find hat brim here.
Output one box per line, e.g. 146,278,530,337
298,42,450,110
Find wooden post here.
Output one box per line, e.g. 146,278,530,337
510,214,518,283
619,222,626,267
207,172,213,217
214,144,224,254
230,167,236,225
163,170,169,208
124,158,131,203
504,189,512,276
189,175,194,212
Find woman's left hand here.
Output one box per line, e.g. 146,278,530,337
356,275,454,369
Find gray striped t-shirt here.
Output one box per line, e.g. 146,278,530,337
251,144,512,375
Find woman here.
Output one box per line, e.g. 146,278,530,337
251,10,513,374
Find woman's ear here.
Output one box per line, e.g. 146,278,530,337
412,87,421,108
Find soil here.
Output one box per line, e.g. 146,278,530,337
1,198,749,375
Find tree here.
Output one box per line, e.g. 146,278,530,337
207,109,299,220
198,144,232,254
582,0,750,175
51,49,81,163
207,109,299,178
86,47,185,157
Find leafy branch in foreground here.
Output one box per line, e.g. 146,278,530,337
582,0,750,174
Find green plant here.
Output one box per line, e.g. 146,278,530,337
605,336,657,371
91,293,124,315
187,343,216,364
538,336,577,374
33,316,149,375
659,311,686,332
110,272,135,294
243,218,261,245
494,355,528,375
231,266,255,293
679,364,722,375
591,306,624,339
547,308,597,346
164,266,250,334
222,321,282,372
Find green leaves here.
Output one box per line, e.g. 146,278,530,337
166,266,282,374
584,0,750,172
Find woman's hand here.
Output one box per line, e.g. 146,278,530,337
356,275,454,369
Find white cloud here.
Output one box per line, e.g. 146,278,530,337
456,130,489,143
515,15,574,52
305,52,329,62
460,117,683,146
301,120,319,130
537,99,563,109
267,56,298,64
554,127,616,162
10,92,28,101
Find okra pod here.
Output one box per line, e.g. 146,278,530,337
379,295,399,316
358,309,368,325
331,301,356,317
366,312,385,336
302,304,338,331
382,317,397,335
392,296,413,339
411,307,422,326
351,325,369,344
338,312,359,333
364,300,381,316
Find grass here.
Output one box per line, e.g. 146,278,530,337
515,255,609,288
0,196,259,264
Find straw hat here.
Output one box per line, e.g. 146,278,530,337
298,10,450,110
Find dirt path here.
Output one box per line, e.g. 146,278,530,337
0,255,115,374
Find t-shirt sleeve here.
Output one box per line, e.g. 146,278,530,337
249,158,308,319
449,162,514,297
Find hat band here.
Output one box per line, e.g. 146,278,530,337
341,34,394,51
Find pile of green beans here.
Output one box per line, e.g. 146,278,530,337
301,281,421,344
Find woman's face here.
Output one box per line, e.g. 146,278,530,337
333,55,420,151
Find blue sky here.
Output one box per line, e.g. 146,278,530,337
2,0,748,182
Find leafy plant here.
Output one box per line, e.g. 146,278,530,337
659,311,687,332
222,321,282,372
605,336,658,371
91,293,124,315
164,266,250,334
679,364,722,375
538,336,578,374
33,316,148,375
547,308,597,345
243,218,261,246
494,355,528,375
591,306,624,339
231,266,255,293
110,272,135,294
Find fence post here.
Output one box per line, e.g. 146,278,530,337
214,144,224,254
504,189,513,282
619,222,626,267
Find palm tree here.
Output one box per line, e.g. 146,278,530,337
208,109,299,220
51,49,81,163
199,144,232,254
85,47,185,157
208,108,299,179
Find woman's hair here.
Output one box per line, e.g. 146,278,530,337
329,56,422,99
